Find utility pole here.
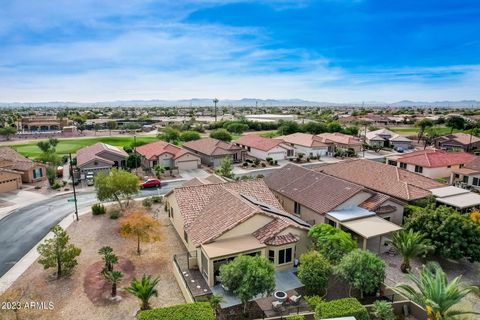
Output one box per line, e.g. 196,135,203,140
69,153,79,221
213,98,219,122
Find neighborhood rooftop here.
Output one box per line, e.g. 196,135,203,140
392,149,476,168
76,142,128,167
183,137,242,156
235,134,286,151
136,140,188,160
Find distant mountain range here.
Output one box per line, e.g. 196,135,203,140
0,99,479,108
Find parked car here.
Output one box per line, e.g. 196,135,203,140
140,178,161,189
86,172,95,186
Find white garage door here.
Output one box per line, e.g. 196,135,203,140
177,160,199,170
268,152,286,161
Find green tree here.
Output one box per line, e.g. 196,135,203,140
387,230,432,273
302,121,327,134
220,255,275,314
225,122,249,134
125,274,160,310
215,157,234,179
336,249,385,298
416,118,434,142
209,128,232,142
153,164,165,178
278,121,301,135
37,225,81,279
397,262,479,320
126,153,141,169
445,116,465,133
208,294,223,318
158,127,180,143
106,121,118,135
0,126,17,140
104,270,123,297
179,130,201,142
326,121,342,133
343,126,359,136
297,251,332,295
46,166,56,186
308,224,357,263
405,205,480,262
98,246,118,273
94,168,139,211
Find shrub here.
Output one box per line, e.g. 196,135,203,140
254,159,260,165
52,182,61,190
265,157,273,162
297,251,332,295
315,298,370,320
242,162,248,167
110,210,120,220
371,300,395,320
286,315,305,320
91,203,106,215
151,196,162,204
256,174,265,178
34,185,42,189
138,302,214,320
305,295,323,309
142,197,153,209
261,162,266,167
274,160,278,165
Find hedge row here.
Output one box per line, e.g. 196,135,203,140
137,302,214,320
315,298,370,320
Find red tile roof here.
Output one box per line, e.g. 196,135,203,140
0,147,42,171
76,142,128,167
183,138,243,156
277,133,328,148
395,150,476,168
136,140,189,160
235,134,288,152
316,132,362,146
316,159,443,201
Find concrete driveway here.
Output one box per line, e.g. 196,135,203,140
179,168,210,180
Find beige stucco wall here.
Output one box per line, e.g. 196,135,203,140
216,214,273,241
376,200,404,225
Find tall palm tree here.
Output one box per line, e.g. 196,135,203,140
104,270,123,297
125,274,160,310
388,230,432,273
397,262,479,320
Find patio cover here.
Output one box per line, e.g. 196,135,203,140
202,235,266,259
429,186,470,198
342,216,402,239
326,206,376,222
435,193,480,209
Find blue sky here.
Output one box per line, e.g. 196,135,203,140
0,0,479,102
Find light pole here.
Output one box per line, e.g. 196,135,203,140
69,153,79,221
213,98,219,122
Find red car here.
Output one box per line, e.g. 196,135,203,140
140,178,161,189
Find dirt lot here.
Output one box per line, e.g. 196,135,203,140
0,204,186,320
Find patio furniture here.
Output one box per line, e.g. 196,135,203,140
274,291,288,303
289,295,302,305
272,300,283,311
221,283,229,292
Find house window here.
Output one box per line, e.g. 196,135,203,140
464,176,469,183
414,165,423,173
169,208,174,218
184,231,188,243
294,202,301,215
460,164,464,168
447,165,451,168
278,248,293,264
473,177,480,186
268,250,275,263
399,163,407,169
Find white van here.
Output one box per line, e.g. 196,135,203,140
86,172,95,186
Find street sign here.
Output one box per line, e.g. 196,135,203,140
67,197,76,202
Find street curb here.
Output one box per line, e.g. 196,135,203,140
0,208,91,294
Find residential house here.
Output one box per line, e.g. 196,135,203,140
277,133,330,157
366,128,413,150
387,149,476,179
316,159,443,202
451,156,480,190
434,133,480,152
164,179,310,287
76,143,128,176
136,140,201,171
235,134,294,161
183,138,246,167
316,132,363,153
0,147,46,184
264,163,405,226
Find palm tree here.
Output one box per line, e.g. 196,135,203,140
397,262,479,320
388,230,432,273
98,246,118,273
104,270,123,297
125,274,160,310
208,294,223,317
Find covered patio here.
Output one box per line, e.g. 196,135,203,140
430,186,480,211
326,207,402,253
212,267,303,308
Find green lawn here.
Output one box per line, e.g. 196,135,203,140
10,136,160,158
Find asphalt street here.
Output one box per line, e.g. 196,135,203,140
0,181,183,277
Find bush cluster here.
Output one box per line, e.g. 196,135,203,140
137,302,214,320
315,298,370,320
91,203,106,215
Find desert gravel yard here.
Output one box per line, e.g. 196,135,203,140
0,204,186,320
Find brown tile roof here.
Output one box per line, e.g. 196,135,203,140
436,133,480,145
264,233,300,246
316,132,362,146
464,157,480,172
235,134,289,152
183,138,243,156
359,193,391,211
76,142,128,167
395,150,476,168
171,179,307,245
0,147,39,171
316,159,443,201
136,140,190,160
277,133,328,148
181,174,227,187
264,163,365,214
